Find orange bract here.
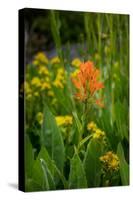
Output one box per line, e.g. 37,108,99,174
72,61,104,105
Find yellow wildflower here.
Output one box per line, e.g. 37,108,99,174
87,121,97,131
34,52,48,64
41,82,51,90
55,115,73,126
31,77,42,87
70,69,80,78
71,58,82,68
45,77,50,82
32,59,39,66
38,66,49,76
93,128,105,139
53,68,66,88
50,56,60,64
100,151,119,172
36,112,43,125
53,80,64,88
24,81,32,94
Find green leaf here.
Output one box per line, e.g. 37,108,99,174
25,135,34,178
68,152,87,189
114,101,129,141
83,138,103,187
117,143,129,185
40,159,56,190
41,104,65,172
30,147,56,191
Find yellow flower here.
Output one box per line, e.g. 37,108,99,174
55,115,73,126
53,80,64,88
36,112,43,125
87,121,97,131
34,52,48,64
31,77,42,87
24,81,32,94
71,58,82,68
38,66,49,76
50,56,60,64
70,69,80,78
41,82,51,90
53,68,66,88
32,60,39,66
100,151,119,172
93,128,105,139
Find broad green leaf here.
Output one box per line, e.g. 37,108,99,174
40,159,56,190
68,152,87,189
25,135,34,178
31,147,56,191
117,143,129,185
41,104,65,172
83,138,103,187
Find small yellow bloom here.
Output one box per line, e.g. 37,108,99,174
53,80,64,88
36,112,43,125
50,56,60,64
100,151,119,172
41,82,51,90
53,68,66,88
24,81,32,94
55,115,73,126
93,129,105,139
87,121,97,131
70,69,80,78
32,60,39,66
31,77,42,87
34,52,48,64
71,58,82,68
38,66,49,76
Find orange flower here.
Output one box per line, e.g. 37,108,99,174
72,61,104,106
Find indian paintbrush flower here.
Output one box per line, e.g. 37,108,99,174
72,61,104,107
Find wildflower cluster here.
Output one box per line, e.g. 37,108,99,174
87,121,105,140
100,151,119,172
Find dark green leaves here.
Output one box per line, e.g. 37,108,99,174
83,138,103,187
41,104,65,172
68,152,87,189
117,143,129,185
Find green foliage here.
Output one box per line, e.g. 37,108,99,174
41,104,65,172
117,143,129,185
69,152,87,189
83,138,103,187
